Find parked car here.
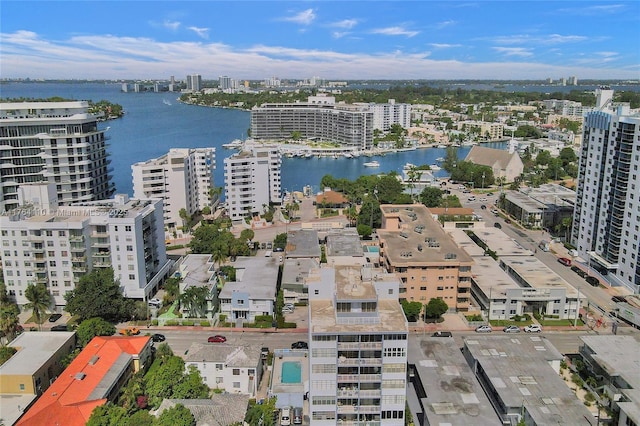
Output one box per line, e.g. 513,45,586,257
480,204,487,210
487,192,494,196
208,335,227,343
475,325,493,333
51,324,69,331
293,407,303,425
280,407,291,426
119,327,140,336
432,331,453,337
151,333,166,342
524,324,542,333
503,325,521,333
586,276,600,287
48,313,62,322
612,296,626,303
557,257,572,267
504,218,512,224
494,222,502,229
261,347,270,357
291,341,308,349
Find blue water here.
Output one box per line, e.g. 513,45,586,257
1,82,509,195
281,361,301,384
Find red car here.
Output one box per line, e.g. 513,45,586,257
557,257,572,267
207,335,227,343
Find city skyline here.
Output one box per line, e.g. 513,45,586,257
1,1,639,81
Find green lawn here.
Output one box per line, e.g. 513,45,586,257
539,318,584,326
489,319,533,327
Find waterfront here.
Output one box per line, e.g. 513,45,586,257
3,82,511,195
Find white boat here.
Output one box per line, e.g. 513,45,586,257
343,152,353,159
403,162,417,170
436,157,445,162
222,139,244,149
304,152,313,158
437,144,447,148
163,99,172,105
430,164,441,171
363,160,380,167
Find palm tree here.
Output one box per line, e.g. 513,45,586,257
0,305,20,345
211,245,229,272
24,283,51,331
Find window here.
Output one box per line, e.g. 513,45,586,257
233,382,241,388
125,225,132,232
126,245,133,252
19,384,25,391
233,369,240,375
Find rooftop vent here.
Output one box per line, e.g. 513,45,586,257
89,355,99,365
399,232,409,239
74,372,86,381
444,253,457,260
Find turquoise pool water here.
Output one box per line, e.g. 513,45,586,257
282,361,302,383
364,246,379,253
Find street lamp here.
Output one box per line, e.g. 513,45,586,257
482,172,485,190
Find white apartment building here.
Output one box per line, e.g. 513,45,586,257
307,265,408,425
456,120,504,140
132,148,216,230
0,193,171,307
186,74,202,92
0,101,114,212
572,87,640,293
223,144,281,221
366,99,412,131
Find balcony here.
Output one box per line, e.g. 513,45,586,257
93,261,111,268
72,266,87,272
337,342,382,350
69,235,84,242
337,374,381,383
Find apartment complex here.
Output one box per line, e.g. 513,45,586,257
0,101,114,212
0,193,171,307
186,74,202,92
377,204,474,311
132,148,216,229
250,95,374,150
307,265,408,425
223,143,281,221
572,87,640,293
365,99,411,131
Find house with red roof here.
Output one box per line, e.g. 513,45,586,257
15,335,152,426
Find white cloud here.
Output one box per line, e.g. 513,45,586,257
188,26,209,39
330,19,359,29
558,4,625,15
163,20,181,31
493,47,534,57
0,31,635,80
282,9,316,25
429,43,462,49
487,34,588,45
370,26,419,38
332,31,351,39
435,20,456,29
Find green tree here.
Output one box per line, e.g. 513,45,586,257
211,244,229,271
345,205,358,227
155,342,174,360
126,410,155,426
273,233,287,250
442,146,459,172
244,396,278,426
86,404,129,426
24,283,51,330
145,356,208,409
178,208,191,232
0,281,20,345
64,268,135,323
76,317,116,346
357,197,381,229
376,174,404,204
424,298,449,320
239,229,255,242
419,187,443,208
401,300,423,322
163,277,181,305
0,346,17,365
156,404,196,426
356,224,373,239
172,366,210,399
179,286,208,318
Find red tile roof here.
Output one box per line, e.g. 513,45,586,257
316,190,348,205
16,336,150,426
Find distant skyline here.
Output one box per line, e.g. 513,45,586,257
1,1,639,81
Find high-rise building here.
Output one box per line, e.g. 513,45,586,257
0,101,114,212
223,143,281,221
186,74,202,92
132,148,216,230
219,75,232,91
366,99,412,131
572,87,640,293
250,95,374,150
0,193,171,307
307,265,408,425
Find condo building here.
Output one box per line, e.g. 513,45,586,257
250,95,374,150
132,148,216,230
377,204,474,311
362,99,411,131
307,265,408,425
223,143,281,221
0,193,171,307
186,74,202,92
0,101,114,212
572,87,640,293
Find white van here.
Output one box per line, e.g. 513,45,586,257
264,250,272,257
281,407,291,426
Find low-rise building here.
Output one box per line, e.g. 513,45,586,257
0,331,77,426
218,257,279,324
464,145,524,183
502,184,576,231
578,336,640,426
406,336,498,426
155,395,250,426
184,343,262,397
173,254,219,318
462,336,596,425
377,204,473,311
15,336,152,426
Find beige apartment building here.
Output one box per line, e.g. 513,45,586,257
377,204,473,312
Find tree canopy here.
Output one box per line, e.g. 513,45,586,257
401,300,423,322
76,317,116,346
24,283,52,329
424,298,449,320
64,268,135,323
145,356,209,408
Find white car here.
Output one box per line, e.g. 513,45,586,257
475,325,493,333
524,324,542,333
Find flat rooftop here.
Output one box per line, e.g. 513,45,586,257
377,204,472,265
1,331,76,376
325,229,363,258
177,254,215,289
464,336,595,425
460,227,532,257
407,337,498,425
282,257,319,285
470,256,520,298
218,256,279,299
500,256,580,297
309,266,407,334
286,229,321,258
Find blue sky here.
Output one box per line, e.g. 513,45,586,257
1,1,639,80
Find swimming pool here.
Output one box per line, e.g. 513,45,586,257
281,361,302,384
363,246,379,253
